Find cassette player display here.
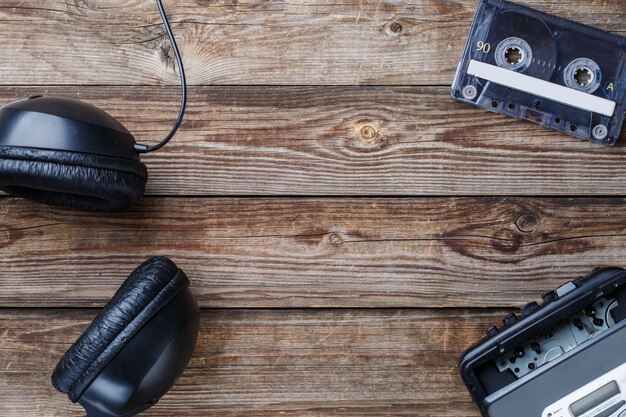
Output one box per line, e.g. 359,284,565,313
460,268,626,417
451,0,626,145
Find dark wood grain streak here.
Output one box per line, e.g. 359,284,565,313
0,0,624,86
0,308,505,416
0,197,624,308
2,86,626,197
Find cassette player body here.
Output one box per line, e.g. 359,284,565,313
451,0,626,145
460,268,626,417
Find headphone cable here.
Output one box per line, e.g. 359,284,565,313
134,0,187,153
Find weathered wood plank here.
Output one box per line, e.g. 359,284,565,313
2,86,626,196
0,308,502,416
0,197,624,308
1,0,624,86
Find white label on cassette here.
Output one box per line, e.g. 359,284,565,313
467,60,616,117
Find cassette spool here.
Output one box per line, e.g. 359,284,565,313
451,0,626,145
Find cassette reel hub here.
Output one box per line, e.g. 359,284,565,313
564,58,602,93
495,37,533,72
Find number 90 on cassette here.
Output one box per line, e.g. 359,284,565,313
451,0,626,146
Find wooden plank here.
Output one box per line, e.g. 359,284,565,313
0,308,502,416
2,86,626,196
1,197,625,308
0,0,624,86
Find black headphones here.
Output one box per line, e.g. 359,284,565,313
52,257,200,417
0,0,186,211
1,2,198,415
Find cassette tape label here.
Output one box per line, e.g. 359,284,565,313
467,60,617,116
452,0,626,145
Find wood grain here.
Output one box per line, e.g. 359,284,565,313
0,0,624,86
1,197,625,308
0,308,503,416
2,86,626,197
2,1,626,415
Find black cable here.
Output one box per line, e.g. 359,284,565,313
134,0,187,153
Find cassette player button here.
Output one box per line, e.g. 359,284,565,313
503,313,518,326
556,281,577,298
521,302,540,316
542,291,558,304
486,326,498,337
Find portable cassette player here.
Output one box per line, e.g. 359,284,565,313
460,268,626,417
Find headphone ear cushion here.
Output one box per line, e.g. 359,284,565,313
0,146,148,211
51,256,190,402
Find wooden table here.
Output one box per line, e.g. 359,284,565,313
1,1,626,415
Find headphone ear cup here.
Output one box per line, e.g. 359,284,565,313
0,146,147,211
51,256,191,402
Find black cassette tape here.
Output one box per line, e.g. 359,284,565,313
460,268,626,417
451,0,626,145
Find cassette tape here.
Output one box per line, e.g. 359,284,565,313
451,0,626,145
460,268,626,417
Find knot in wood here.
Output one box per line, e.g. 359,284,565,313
389,22,402,34
359,125,378,144
515,213,538,233
329,233,343,247
159,40,176,72
360,125,377,141
385,21,403,37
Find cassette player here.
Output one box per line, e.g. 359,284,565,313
451,0,626,145
460,268,626,417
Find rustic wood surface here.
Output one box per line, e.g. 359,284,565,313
1,197,625,308
1,87,626,196
1,0,626,416
0,0,624,86
0,308,503,416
